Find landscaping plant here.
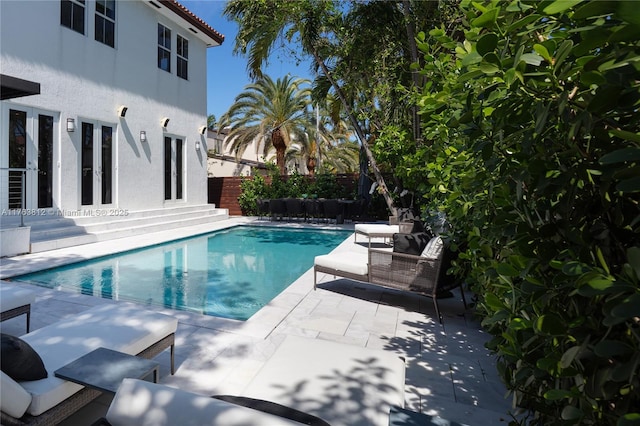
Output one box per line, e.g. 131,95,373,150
387,1,639,424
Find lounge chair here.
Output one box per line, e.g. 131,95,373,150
93,378,330,425
1,303,178,426
314,237,467,323
354,223,400,247
0,284,36,333
97,335,406,426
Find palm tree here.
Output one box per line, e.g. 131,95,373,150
207,114,217,130
223,0,398,214
285,102,358,175
220,75,311,175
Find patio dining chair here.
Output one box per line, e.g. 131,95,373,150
269,198,287,221
256,199,270,220
321,199,341,223
284,198,304,222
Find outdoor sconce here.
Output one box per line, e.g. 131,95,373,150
195,140,201,151
117,105,128,117
160,117,170,128
66,118,75,132
140,131,147,143
198,125,207,135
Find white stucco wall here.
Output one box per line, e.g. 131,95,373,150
0,0,215,212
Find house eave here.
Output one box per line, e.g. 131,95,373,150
0,74,41,100
147,0,224,47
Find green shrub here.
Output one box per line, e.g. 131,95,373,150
391,1,640,424
238,173,268,215
237,165,358,215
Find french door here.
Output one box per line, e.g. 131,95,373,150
164,136,184,202
80,121,114,207
3,107,56,210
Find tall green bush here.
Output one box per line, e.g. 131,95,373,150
391,1,639,424
237,164,357,215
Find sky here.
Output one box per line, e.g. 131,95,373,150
179,0,314,122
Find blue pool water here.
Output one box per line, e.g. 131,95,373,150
13,226,349,320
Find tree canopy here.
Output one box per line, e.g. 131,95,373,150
223,2,640,422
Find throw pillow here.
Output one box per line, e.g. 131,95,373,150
0,334,48,381
393,232,431,255
213,395,331,426
410,220,426,233
421,236,444,259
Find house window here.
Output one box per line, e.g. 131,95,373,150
158,24,171,72
95,0,115,47
177,35,189,80
61,0,86,34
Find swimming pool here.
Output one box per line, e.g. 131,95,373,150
13,226,350,320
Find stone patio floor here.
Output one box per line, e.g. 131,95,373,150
0,217,516,425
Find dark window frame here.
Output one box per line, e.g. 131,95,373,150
95,0,115,47
158,23,171,73
176,35,189,80
60,0,86,35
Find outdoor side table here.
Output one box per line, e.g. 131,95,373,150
54,347,160,394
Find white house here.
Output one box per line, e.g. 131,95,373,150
0,0,223,216
206,127,268,177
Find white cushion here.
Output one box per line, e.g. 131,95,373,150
421,236,443,259
354,224,400,237
0,284,36,312
19,303,178,416
0,371,32,419
242,335,406,426
106,379,302,426
314,252,368,277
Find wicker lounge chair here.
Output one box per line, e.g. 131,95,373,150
314,239,467,323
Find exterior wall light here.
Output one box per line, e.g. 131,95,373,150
140,131,147,143
66,118,75,132
195,140,201,151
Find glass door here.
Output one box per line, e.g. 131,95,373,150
80,121,113,207
163,136,184,202
4,107,55,211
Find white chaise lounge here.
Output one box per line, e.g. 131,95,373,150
99,335,406,426
1,303,178,426
314,251,370,286
0,284,37,333
354,223,400,247
98,378,327,425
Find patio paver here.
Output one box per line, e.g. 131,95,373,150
0,218,515,425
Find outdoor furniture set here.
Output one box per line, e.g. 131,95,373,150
315,221,468,323
257,197,367,223
1,298,177,425
1,282,408,425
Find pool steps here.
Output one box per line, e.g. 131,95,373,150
0,205,229,253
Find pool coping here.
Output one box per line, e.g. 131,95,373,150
0,216,362,339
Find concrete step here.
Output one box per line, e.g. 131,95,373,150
0,205,230,253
